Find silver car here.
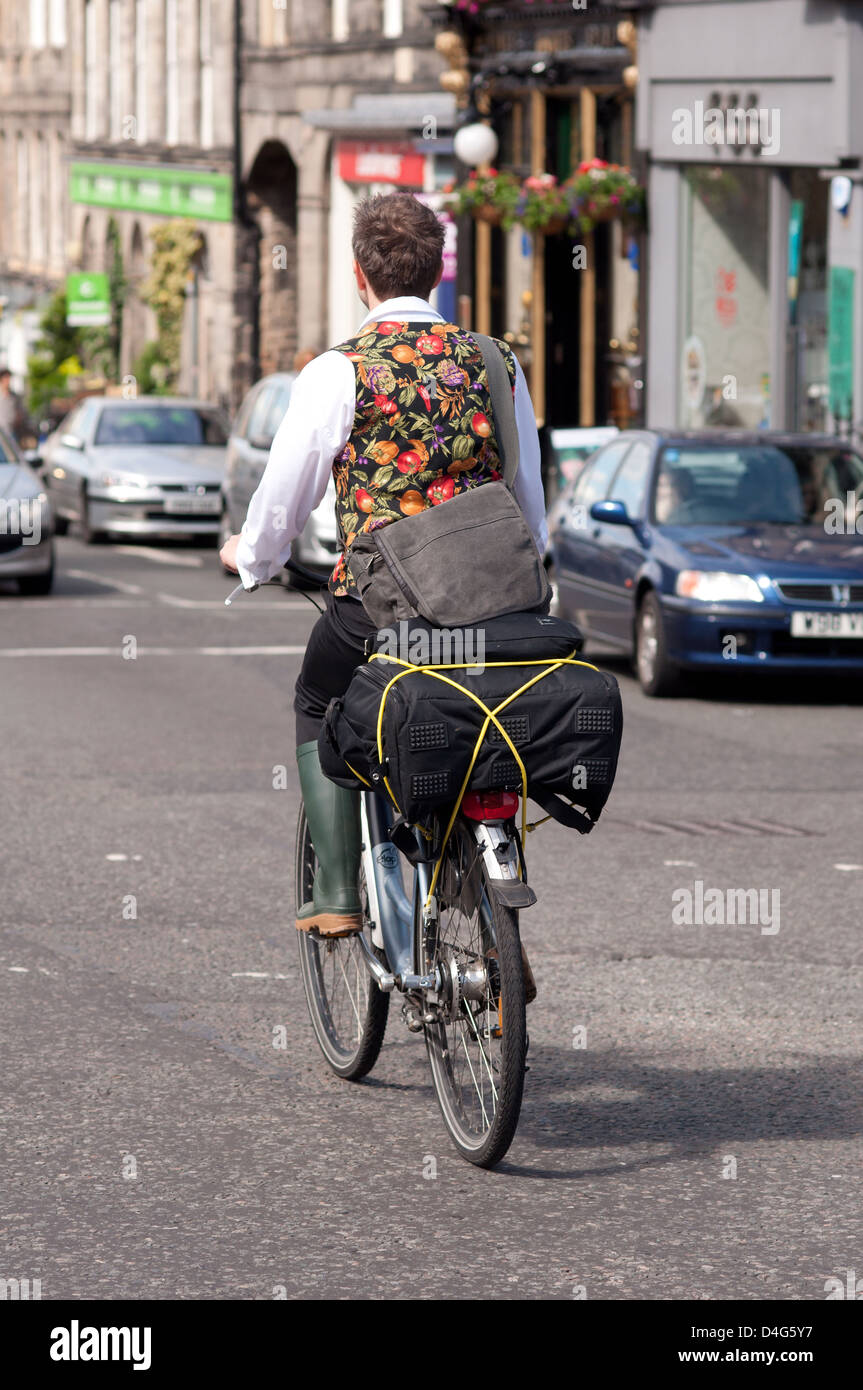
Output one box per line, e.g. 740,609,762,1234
221,372,339,582
41,396,229,543
0,424,55,594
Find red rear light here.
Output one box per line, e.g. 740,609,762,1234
461,790,520,821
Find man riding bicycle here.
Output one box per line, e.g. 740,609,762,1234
221,193,547,974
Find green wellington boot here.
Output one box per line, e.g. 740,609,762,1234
296,741,363,937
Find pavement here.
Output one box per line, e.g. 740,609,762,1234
1,534,862,1300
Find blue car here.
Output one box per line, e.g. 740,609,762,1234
548,430,863,695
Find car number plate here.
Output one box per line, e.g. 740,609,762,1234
163,493,220,515
790,610,863,637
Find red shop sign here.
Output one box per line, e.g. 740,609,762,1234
337,140,426,187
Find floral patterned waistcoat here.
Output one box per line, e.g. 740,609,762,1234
328,319,517,597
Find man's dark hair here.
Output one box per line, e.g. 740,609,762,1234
0,368,10,380
352,193,445,301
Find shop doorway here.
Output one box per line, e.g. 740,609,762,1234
543,224,610,428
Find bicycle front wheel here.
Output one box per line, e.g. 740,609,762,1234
295,802,389,1080
419,821,527,1167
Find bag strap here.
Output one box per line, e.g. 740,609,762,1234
471,332,520,490
529,787,596,835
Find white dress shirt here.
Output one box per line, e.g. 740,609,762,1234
235,295,548,590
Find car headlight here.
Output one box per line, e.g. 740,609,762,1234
676,571,764,603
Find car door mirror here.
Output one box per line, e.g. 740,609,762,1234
590,499,632,526
60,433,84,450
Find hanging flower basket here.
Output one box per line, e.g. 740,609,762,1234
444,169,522,229
444,160,646,238
473,203,503,226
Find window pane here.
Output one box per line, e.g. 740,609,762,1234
609,441,651,516
95,406,225,445
576,441,631,506
681,166,770,429
246,387,277,445
788,169,828,432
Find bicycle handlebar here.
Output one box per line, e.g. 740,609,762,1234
224,556,329,605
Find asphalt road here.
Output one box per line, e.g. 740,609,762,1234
2,534,862,1301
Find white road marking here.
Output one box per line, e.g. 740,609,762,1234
157,592,308,610
67,568,145,595
106,853,127,861
113,546,203,567
834,863,863,871
3,598,152,608
8,966,29,973
231,971,291,980
0,645,307,656
664,860,696,867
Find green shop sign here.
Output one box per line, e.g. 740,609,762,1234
66,271,111,327
828,265,855,421
70,161,232,222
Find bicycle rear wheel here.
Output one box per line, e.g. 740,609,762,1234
419,821,527,1167
295,802,389,1079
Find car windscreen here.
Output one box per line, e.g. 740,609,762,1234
94,406,227,447
651,444,863,526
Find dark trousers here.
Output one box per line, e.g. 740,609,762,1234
294,594,376,747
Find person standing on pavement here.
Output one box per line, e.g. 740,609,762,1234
0,368,27,443
220,192,547,945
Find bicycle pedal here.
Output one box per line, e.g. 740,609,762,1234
400,1001,424,1034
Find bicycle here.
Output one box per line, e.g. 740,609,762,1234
296,773,530,1168
227,558,530,1167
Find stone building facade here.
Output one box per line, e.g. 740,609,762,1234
0,1,452,411
0,0,71,382
0,0,238,407
66,0,237,404
236,0,451,403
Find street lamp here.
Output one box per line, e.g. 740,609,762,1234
453,120,499,169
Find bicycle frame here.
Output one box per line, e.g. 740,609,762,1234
353,788,529,999
354,790,436,993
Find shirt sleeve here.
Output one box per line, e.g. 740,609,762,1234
235,351,356,589
510,356,548,554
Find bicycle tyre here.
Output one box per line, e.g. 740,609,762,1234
295,802,389,1080
419,821,527,1167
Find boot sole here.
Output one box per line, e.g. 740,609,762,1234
296,911,363,939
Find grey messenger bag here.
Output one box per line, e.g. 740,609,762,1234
346,333,550,629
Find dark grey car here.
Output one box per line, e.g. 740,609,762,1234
0,424,55,594
220,372,339,581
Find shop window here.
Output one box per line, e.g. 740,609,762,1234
788,169,828,432
681,166,770,429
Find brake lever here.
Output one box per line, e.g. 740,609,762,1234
224,581,259,606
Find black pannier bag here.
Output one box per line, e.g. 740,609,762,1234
319,612,623,834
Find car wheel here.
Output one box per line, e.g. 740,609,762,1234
635,591,681,697
78,485,104,545
18,564,54,596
